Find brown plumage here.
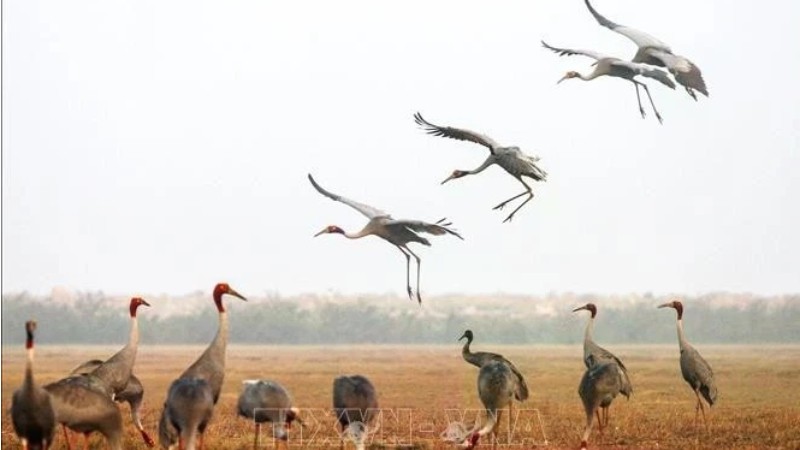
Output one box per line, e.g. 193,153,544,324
158,378,214,450
11,320,56,450
158,282,247,450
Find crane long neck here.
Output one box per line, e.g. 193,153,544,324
676,318,688,350
24,343,35,388
467,156,496,175
208,310,229,364
344,228,372,239
461,335,473,356
584,316,595,343
128,315,139,350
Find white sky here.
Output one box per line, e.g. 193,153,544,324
2,0,799,298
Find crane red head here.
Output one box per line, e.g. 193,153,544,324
557,71,581,84
572,303,597,318
129,297,151,317
658,300,684,320
441,170,469,185
212,282,247,312
25,320,37,349
314,225,345,237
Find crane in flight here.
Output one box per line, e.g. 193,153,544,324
583,0,708,100
414,112,547,223
308,173,462,304
542,40,675,123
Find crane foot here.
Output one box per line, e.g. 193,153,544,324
639,108,646,119
656,113,664,124
416,291,423,305
407,286,413,301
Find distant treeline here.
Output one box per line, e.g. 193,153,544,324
2,292,799,345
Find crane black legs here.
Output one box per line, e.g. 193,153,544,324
396,245,423,304
492,179,534,223
632,80,664,124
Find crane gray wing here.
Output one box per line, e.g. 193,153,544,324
414,112,499,154
646,49,708,98
308,174,390,219
541,40,607,61
610,60,676,89
584,0,670,50
680,345,717,405
386,218,464,240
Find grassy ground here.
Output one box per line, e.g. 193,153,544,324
2,344,799,449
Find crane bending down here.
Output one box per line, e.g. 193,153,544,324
414,112,547,223
459,330,528,439
308,173,463,304
333,375,379,450
71,359,154,447
659,300,717,429
584,0,708,100
541,40,676,123
158,283,247,450
572,304,632,428
237,380,301,450
462,360,516,450
12,320,56,450
578,361,627,450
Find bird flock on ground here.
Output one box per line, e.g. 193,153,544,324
11,291,717,450
11,1,714,449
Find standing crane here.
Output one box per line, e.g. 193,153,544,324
414,112,547,223
158,282,247,450
459,330,528,438
542,40,676,123
71,359,154,447
583,0,708,100
237,379,301,450
577,361,626,450
90,297,150,397
461,360,516,450
572,303,632,428
158,378,214,450
658,300,717,428
308,173,462,304
11,320,56,450
333,375,379,450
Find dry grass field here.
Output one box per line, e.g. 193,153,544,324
2,344,799,449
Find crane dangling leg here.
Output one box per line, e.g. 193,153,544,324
404,246,423,304
395,245,413,301
633,83,646,119
637,81,664,124
494,179,534,223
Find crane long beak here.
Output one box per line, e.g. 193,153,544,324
141,299,151,307
441,175,456,185
457,333,467,341
557,75,569,84
572,305,587,312
314,228,328,237
657,302,672,309
228,288,247,302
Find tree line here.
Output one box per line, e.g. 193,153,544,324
2,291,798,345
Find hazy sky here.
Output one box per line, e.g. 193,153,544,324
3,0,799,298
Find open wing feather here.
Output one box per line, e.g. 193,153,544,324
584,0,671,50
387,218,463,240
541,40,607,61
414,112,499,153
308,174,389,219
